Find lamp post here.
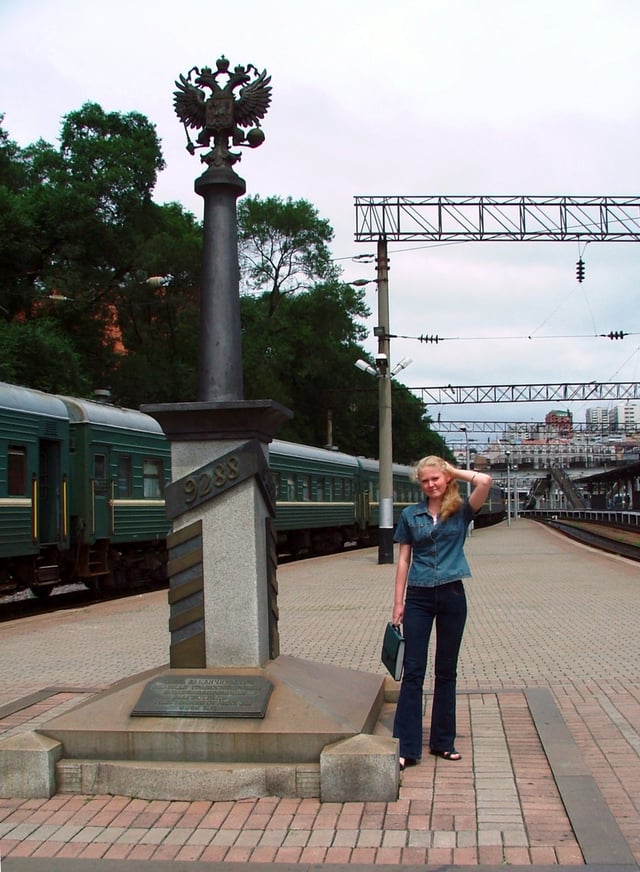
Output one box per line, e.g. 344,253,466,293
459,425,470,497
353,239,411,565
505,450,512,527
376,239,394,564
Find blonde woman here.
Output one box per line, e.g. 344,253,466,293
392,457,492,769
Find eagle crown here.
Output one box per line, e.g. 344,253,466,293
174,56,271,167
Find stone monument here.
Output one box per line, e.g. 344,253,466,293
149,57,289,671
0,57,398,802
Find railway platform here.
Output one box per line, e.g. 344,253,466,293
0,519,639,870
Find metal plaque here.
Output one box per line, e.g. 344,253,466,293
131,675,273,719
164,438,275,521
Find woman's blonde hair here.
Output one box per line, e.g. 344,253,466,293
413,455,462,521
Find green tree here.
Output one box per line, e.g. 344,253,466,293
107,202,203,407
0,118,39,319
242,279,370,445
0,106,201,402
25,103,168,393
391,385,451,464
237,194,447,462
238,195,339,315
0,319,91,396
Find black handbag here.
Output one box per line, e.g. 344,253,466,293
381,622,405,681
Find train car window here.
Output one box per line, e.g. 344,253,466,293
325,478,333,501
286,474,295,500
93,454,107,496
117,456,132,498
344,479,352,499
272,471,280,499
316,477,324,501
143,459,164,498
8,446,27,496
334,478,342,499
302,475,310,501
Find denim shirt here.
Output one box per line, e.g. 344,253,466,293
393,499,475,587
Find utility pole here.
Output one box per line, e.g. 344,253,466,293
376,238,394,564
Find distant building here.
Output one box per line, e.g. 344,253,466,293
545,409,573,434
586,406,617,431
616,403,640,431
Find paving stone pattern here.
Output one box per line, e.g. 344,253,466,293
0,519,639,866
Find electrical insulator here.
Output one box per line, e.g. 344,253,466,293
576,258,585,283
607,331,626,340
418,334,441,344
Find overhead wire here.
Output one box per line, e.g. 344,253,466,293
389,330,638,343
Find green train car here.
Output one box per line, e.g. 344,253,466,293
0,383,71,589
0,382,170,597
269,440,420,556
1,381,503,597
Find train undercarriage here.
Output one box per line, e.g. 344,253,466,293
1,540,167,598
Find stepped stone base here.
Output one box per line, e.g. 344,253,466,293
0,657,400,801
55,758,323,800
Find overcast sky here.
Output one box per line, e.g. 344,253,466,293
1,0,638,445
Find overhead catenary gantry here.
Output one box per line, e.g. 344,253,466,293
413,381,640,406
429,420,638,435
354,195,640,242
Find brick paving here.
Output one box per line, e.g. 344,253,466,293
0,518,639,867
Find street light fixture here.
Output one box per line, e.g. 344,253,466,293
392,357,413,376
355,358,377,377
146,275,172,289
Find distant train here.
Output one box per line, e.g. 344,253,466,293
477,484,507,528
268,442,421,557
0,381,504,598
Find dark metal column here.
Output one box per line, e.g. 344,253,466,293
173,57,272,403
195,168,246,402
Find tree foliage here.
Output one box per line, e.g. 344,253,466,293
0,318,91,396
238,195,339,315
0,109,448,463
237,196,448,462
0,105,201,406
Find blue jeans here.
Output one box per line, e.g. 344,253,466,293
393,580,467,758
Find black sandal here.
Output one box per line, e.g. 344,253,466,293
430,748,461,761
399,757,419,771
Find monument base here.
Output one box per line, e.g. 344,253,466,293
0,657,399,802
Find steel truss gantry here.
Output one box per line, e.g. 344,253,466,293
354,195,640,242
413,381,640,406
430,421,638,435
429,418,638,436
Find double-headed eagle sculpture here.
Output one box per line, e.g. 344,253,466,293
174,56,271,169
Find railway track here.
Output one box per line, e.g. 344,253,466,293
0,578,165,623
0,544,365,622
541,518,640,562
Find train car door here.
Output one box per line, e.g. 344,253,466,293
358,489,372,530
38,439,61,545
90,444,111,537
